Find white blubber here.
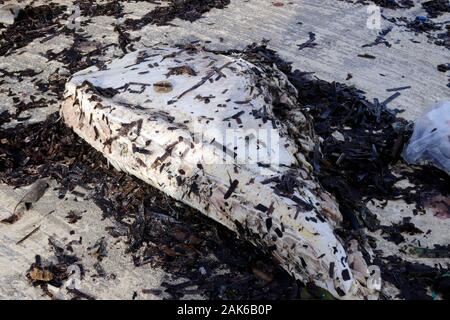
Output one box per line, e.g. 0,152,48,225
61,44,377,299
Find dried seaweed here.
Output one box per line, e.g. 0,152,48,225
26,237,84,298
74,0,124,18
0,4,67,56
124,0,230,29
422,0,450,18
339,0,414,9
229,43,450,299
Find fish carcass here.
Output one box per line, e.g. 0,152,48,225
60,44,379,299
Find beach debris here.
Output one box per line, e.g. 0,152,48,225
437,63,450,72
362,26,393,48
297,32,317,50
88,237,108,261
66,210,83,224
403,101,450,174
386,86,411,92
153,80,174,93
370,0,414,9
16,225,41,245
422,0,450,18
124,0,231,29
0,4,66,56
27,237,85,299
60,44,375,299
357,53,376,59
1,179,49,224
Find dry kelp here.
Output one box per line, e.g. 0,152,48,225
124,0,230,29
422,0,450,18
74,0,124,18
27,237,86,299
339,0,414,9
1,179,48,224
0,4,67,56
340,0,449,50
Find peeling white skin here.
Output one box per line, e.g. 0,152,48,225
61,45,374,299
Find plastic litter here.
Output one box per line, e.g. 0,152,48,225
403,101,450,174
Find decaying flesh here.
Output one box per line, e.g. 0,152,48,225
60,45,378,299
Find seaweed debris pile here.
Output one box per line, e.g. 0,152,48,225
234,44,450,300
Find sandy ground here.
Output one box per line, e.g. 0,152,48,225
0,0,449,300
0,182,172,300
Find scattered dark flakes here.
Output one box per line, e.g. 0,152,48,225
223,179,239,199
379,217,423,244
274,228,283,238
370,0,414,9
114,24,137,54
0,110,11,126
422,0,450,18
341,269,351,281
349,0,414,9
88,237,108,261
65,210,83,224
437,63,450,72
0,4,67,57
166,65,197,77
357,53,376,59
74,0,124,18
142,288,162,295
27,237,85,299
14,98,52,118
375,255,448,300
411,244,450,259
386,85,411,92
274,172,300,195
93,261,107,278
297,32,317,50
362,26,393,48
124,0,231,29
83,80,119,98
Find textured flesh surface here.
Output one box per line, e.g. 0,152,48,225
60,45,370,299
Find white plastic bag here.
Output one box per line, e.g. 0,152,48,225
403,101,450,174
